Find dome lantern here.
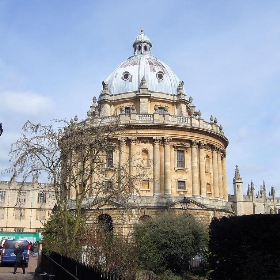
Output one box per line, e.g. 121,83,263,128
133,29,152,55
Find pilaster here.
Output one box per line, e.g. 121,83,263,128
153,137,161,195
164,137,171,195
191,140,199,196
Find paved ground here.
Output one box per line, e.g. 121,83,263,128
0,255,37,280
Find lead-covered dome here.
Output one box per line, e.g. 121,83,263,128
104,29,185,96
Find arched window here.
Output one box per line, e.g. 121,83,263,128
139,215,151,222
205,155,210,173
142,149,149,166
125,107,131,115
98,214,113,233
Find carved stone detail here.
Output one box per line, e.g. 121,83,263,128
129,137,138,145
153,137,161,145
191,140,198,147
118,137,126,146
163,137,172,145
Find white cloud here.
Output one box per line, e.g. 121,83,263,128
0,91,54,116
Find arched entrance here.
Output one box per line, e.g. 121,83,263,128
98,214,113,233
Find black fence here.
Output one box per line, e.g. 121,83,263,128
39,251,123,280
189,255,205,271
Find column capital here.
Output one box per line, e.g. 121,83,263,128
211,145,220,152
118,137,127,145
163,137,172,144
129,136,138,145
191,140,198,147
198,141,207,148
221,150,227,158
153,137,162,145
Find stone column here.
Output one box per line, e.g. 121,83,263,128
222,151,228,200
199,142,206,197
164,137,171,195
212,147,219,198
129,137,137,177
118,138,126,168
191,141,199,196
153,137,161,195
218,150,223,199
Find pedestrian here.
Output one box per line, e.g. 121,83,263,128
13,242,26,274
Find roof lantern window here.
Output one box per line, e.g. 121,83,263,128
133,29,152,55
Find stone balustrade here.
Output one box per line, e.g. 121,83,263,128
83,113,224,136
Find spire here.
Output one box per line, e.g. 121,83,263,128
234,165,242,181
133,29,152,55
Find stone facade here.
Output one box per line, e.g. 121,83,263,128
0,177,55,234
67,30,233,234
228,165,280,215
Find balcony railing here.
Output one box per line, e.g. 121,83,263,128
82,113,225,136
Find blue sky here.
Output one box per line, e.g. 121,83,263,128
0,0,279,195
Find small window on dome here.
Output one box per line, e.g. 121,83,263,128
138,46,141,51
144,45,147,51
122,71,131,81
156,71,164,81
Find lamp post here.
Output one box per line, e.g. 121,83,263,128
180,196,191,211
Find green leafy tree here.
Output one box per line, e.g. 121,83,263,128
133,211,208,275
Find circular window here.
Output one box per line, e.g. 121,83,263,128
156,71,164,81
122,71,131,81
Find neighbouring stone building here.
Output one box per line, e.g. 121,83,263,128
0,176,55,234
228,165,280,216
0,30,279,236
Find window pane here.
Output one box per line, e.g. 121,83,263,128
38,192,47,203
177,150,184,168
158,107,165,115
0,191,6,202
15,209,25,220
125,107,131,115
107,150,113,167
178,181,186,190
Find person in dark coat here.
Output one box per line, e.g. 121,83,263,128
13,242,25,274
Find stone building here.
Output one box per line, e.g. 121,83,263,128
0,31,278,236
0,176,55,234
228,165,280,215
69,29,233,234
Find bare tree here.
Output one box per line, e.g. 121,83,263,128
5,117,147,257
